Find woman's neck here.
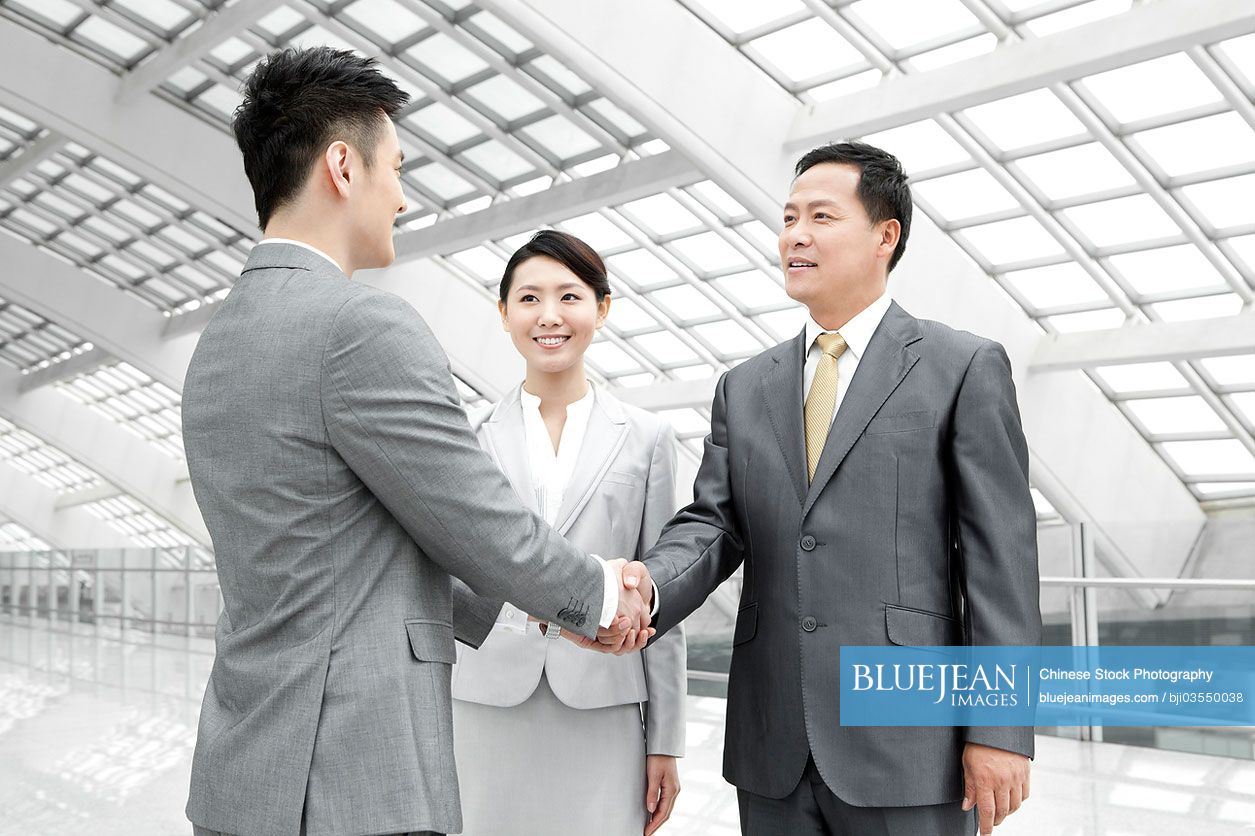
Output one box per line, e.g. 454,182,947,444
523,362,589,411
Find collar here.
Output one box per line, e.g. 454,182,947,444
256,238,346,275
805,291,893,360
519,382,597,416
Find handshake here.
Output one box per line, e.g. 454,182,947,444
533,558,656,656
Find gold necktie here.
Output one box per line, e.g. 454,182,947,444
805,332,848,482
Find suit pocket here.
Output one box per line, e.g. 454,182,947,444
602,470,644,487
404,618,456,664
732,602,758,647
884,603,960,647
866,409,936,435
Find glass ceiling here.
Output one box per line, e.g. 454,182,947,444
680,0,1255,501
0,519,49,551
0,0,1249,509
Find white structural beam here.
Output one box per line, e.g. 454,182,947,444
0,461,131,549
788,0,1255,150
0,131,65,188
482,0,1206,585
118,0,291,101
17,348,116,394
0,237,198,393
394,151,701,261
0,18,255,232
1032,313,1255,371
0,364,208,545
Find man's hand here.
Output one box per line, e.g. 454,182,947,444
538,559,657,655
961,742,1030,835
643,754,680,835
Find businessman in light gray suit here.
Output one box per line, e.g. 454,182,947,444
182,48,655,836
643,142,1041,836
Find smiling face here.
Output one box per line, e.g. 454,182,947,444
779,162,899,320
499,255,609,376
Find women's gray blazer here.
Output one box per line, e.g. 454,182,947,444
452,384,687,756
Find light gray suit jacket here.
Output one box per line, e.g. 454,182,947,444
182,243,609,836
452,385,687,756
644,302,1042,807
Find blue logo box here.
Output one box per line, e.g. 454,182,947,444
838,646,1255,727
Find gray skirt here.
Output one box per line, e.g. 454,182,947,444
452,673,647,835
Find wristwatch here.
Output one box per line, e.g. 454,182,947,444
543,621,563,640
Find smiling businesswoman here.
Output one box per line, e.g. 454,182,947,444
450,230,687,836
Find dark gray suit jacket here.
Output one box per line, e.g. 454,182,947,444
644,301,1041,807
182,243,607,836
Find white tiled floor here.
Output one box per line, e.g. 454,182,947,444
2,618,1253,835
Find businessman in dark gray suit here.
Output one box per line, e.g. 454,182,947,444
642,142,1041,836
182,48,654,836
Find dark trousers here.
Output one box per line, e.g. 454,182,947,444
737,755,976,836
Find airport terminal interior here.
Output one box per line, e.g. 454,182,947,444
1,0,1254,833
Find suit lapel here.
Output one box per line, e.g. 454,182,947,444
552,391,629,535
481,388,539,516
761,330,809,505
803,302,922,518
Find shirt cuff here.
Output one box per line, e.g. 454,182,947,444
591,554,618,630
649,581,660,618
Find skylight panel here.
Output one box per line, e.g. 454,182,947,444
805,69,883,101
848,0,981,52
585,341,642,375
689,182,747,219
521,116,600,161
1195,481,1255,497
963,90,1086,152
286,24,357,55
1151,294,1243,322
659,408,711,436
959,216,1064,265
342,0,425,44
1045,308,1126,333
1225,234,1255,275
1107,244,1226,297
1178,174,1255,232
466,11,533,55
632,331,701,366
734,221,778,258
209,36,253,67
1095,362,1188,393
114,0,191,32
620,194,702,237
412,162,474,202
464,75,545,123
449,246,506,280
8,0,80,28
749,18,865,83
1228,393,1255,430
1133,113,1255,178
1080,53,1221,126
1161,439,1255,477
558,213,633,251
911,168,1019,222
526,55,592,97
1215,33,1255,90
73,16,150,63
669,232,748,273
712,270,791,311
607,249,678,289
0,521,48,551
406,102,480,147
1022,0,1133,38
685,0,807,36
407,32,490,85
603,297,657,333
756,307,808,341
1060,194,1180,249
1124,396,1227,435
459,140,532,182
649,285,721,323
585,99,646,139
257,6,307,39
197,84,244,121
692,320,763,356
861,120,969,174
905,34,997,72
1013,143,1135,202
1200,355,1255,387
1002,262,1108,309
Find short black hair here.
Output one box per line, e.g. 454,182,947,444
794,141,912,272
499,230,612,303
232,47,410,230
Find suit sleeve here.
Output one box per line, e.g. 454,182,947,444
951,341,1042,758
451,576,500,648
321,291,604,638
644,372,746,637
639,420,686,757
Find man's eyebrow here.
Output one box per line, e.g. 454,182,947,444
783,199,841,211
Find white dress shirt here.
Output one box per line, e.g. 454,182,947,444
803,292,893,426
254,237,346,274
495,385,621,633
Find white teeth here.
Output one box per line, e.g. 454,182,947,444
536,336,568,346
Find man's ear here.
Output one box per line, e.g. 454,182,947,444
325,141,352,199
879,218,901,258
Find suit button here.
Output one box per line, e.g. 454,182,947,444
800,535,816,551
802,616,817,632
505,608,516,619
